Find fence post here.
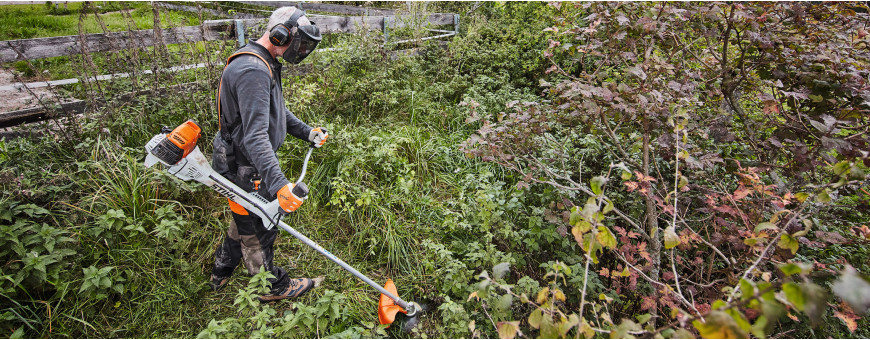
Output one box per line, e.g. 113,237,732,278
383,16,390,46
235,19,246,47
454,14,460,35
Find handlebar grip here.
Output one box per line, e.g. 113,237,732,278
310,128,328,148
292,181,309,198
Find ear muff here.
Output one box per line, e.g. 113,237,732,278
269,24,292,46
268,9,306,46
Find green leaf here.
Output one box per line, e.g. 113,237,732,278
724,308,751,333
794,192,810,202
528,308,543,329
579,319,595,338
739,279,756,301
671,328,695,339
778,262,811,276
79,280,92,293
536,287,550,305
801,283,827,325
754,222,778,234
582,201,599,220
591,176,607,196
572,224,587,246
539,312,559,338
677,175,688,189
497,321,520,339
621,170,632,180
850,164,865,179
751,315,768,339
559,314,580,337
816,189,832,203
581,233,603,263
664,226,680,249
832,266,870,315
496,294,513,312
636,313,652,324
603,200,614,214
569,206,582,226
596,226,617,249
755,299,784,337
10,327,24,339
832,161,851,176
778,234,799,254
782,282,805,311
692,311,748,339
611,319,640,339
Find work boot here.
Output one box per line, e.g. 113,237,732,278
209,274,230,291
258,278,314,302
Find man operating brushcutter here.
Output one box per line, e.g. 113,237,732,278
208,6,328,302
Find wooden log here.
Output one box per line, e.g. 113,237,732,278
0,82,207,128
0,100,88,128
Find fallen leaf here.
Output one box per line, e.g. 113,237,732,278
816,231,848,244
833,302,860,333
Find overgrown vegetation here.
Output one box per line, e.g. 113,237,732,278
1,2,868,339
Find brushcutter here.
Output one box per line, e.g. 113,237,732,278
143,120,420,328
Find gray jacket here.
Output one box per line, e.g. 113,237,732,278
212,42,313,198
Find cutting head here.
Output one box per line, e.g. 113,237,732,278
378,279,420,328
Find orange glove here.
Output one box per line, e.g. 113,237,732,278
308,127,329,148
277,183,304,213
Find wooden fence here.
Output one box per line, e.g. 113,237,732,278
0,15,456,63
0,3,458,129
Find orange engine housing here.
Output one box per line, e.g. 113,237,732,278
167,120,201,158
151,120,201,165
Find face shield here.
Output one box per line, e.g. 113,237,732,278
282,23,321,64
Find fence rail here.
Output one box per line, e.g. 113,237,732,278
0,14,454,63
230,1,397,16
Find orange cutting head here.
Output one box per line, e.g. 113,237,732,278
378,279,407,326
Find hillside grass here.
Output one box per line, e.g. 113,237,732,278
0,2,202,40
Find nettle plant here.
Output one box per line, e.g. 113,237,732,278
0,201,76,295
197,268,387,339
463,2,870,338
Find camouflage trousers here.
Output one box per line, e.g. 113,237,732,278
211,212,290,294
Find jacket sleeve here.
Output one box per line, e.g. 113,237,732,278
235,65,290,196
285,107,313,141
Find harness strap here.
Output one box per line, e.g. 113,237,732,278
217,51,274,133
217,51,274,215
